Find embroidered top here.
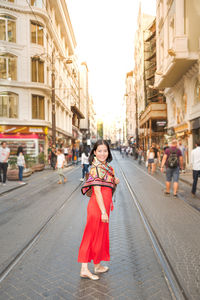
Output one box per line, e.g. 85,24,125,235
81,157,116,197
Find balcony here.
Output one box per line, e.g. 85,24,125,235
155,36,197,88
139,103,167,127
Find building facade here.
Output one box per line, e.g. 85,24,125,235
154,0,200,165
139,18,166,150
125,71,136,144
0,0,82,158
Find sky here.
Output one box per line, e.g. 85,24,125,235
67,0,156,120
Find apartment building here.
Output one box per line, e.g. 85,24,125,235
154,0,200,165
125,71,136,144
139,18,167,149
0,0,82,157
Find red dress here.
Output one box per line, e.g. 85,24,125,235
78,186,113,264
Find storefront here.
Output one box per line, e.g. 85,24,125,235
0,125,47,157
190,117,200,147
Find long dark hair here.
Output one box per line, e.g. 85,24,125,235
83,146,89,157
17,146,24,156
89,140,112,165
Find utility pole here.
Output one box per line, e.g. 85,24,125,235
51,50,56,146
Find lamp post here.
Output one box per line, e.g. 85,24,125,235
51,50,56,146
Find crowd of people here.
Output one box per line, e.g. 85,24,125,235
119,138,200,198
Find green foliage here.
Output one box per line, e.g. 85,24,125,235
9,156,17,169
37,152,45,164
24,154,36,168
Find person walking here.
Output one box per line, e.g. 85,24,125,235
191,141,200,197
17,146,26,184
80,147,89,182
0,141,10,185
178,138,187,173
50,146,57,170
56,148,67,184
147,147,155,174
138,146,144,165
161,139,183,197
151,143,160,173
63,145,69,165
78,140,120,280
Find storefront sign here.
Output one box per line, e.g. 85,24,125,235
0,125,47,134
174,123,188,132
156,121,166,126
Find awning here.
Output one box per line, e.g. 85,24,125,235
71,105,85,119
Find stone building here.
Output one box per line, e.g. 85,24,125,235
125,71,136,144
154,0,200,165
0,0,83,157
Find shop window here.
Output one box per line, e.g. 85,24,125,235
31,21,43,45
0,53,17,80
30,0,43,8
0,92,18,118
32,95,45,120
31,57,44,83
194,80,200,104
0,15,16,43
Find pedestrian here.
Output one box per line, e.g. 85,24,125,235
147,147,155,174
50,147,57,170
161,139,183,197
138,146,144,165
72,145,79,165
151,143,160,173
178,138,187,173
0,141,10,185
121,146,125,158
80,147,89,182
56,148,67,184
78,140,120,280
63,145,68,165
17,146,26,184
191,141,200,197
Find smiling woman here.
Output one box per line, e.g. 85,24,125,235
78,139,119,280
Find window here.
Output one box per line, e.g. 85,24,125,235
0,53,17,80
194,80,200,104
30,0,43,8
31,22,43,45
32,95,45,119
0,15,16,43
0,92,18,118
31,57,44,83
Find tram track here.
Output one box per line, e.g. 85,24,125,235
0,167,81,284
113,152,188,300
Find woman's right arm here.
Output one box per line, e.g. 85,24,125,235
93,186,108,223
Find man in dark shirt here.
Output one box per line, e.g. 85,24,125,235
161,139,183,197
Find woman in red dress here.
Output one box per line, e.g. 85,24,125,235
78,140,120,280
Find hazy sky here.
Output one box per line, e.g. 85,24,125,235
67,0,156,119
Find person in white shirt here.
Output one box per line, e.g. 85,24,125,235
0,141,10,185
56,148,67,184
191,141,200,196
17,146,26,184
80,147,89,181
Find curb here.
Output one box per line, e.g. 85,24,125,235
0,182,28,197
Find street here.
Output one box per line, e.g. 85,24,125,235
0,152,200,300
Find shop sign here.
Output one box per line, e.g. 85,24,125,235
29,128,43,133
174,123,188,132
0,125,45,134
156,121,166,126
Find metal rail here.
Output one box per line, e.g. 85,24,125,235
118,162,188,300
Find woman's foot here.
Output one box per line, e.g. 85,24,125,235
94,265,109,274
80,269,99,280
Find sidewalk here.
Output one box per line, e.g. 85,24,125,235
0,163,74,197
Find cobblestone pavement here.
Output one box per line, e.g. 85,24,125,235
0,158,172,299
116,152,200,299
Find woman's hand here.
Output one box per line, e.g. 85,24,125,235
101,212,109,223
115,177,120,185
